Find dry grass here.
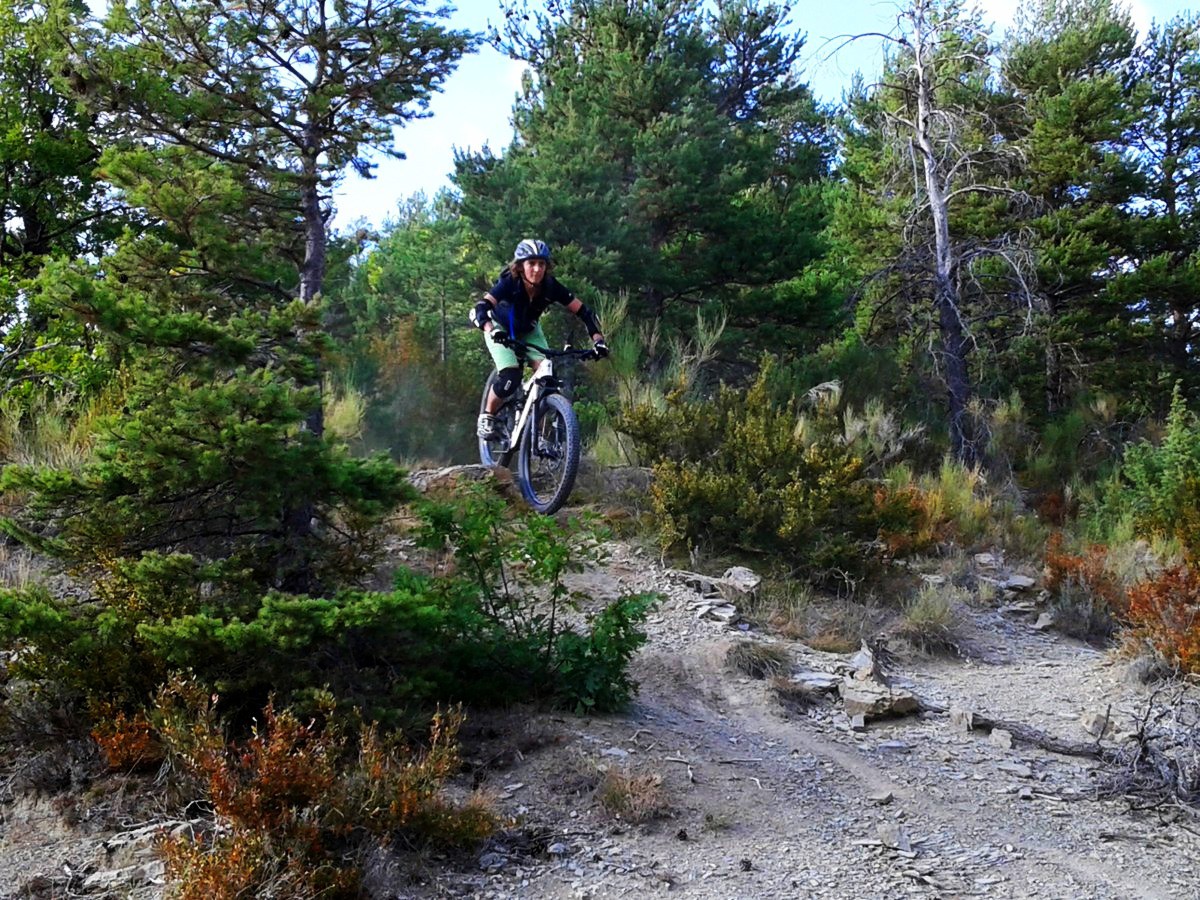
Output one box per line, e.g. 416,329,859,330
894,585,963,656
726,641,790,680
748,579,888,652
0,393,107,471
0,542,41,590
323,378,367,443
769,675,827,714
595,765,670,823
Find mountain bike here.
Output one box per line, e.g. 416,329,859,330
478,337,600,514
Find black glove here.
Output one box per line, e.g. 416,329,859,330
592,339,609,359
490,330,512,348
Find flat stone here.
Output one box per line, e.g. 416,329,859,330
701,603,739,624
408,464,510,494
548,842,570,856
997,761,1032,778
82,862,164,893
840,679,919,720
869,790,895,805
989,729,1014,750
1004,575,1037,591
1080,710,1110,737
791,671,841,692
668,569,721,593
877,823,913,852
1033,612,1056,631
974,552,1000,568
479,851,508,871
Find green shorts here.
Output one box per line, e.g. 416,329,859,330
485,323,548,370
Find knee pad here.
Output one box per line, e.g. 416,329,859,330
494,367,521,400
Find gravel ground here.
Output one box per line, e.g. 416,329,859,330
2,537,1197,900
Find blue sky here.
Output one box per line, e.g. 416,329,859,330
336,0,1174,228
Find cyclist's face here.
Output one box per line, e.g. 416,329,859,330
521,258,547,284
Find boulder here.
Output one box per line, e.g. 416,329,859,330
839,679,919,720
949,706,975,733
718,566,762,604
407,464,514,495
989,728,1014,750
1003,574,1037,592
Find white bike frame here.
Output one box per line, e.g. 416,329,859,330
507,356,557,448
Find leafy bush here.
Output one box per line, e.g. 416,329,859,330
1128,567,1200,674
620,359,913,576
411,487,656,713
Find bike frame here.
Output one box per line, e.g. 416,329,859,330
507,357,558,455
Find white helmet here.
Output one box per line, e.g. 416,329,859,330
513,239,551,262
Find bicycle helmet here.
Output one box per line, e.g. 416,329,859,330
513,238,551,263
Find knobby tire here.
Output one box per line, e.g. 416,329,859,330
517,392,580,515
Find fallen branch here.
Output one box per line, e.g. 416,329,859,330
916,696,1118,761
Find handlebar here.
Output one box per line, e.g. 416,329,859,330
492,334,603,361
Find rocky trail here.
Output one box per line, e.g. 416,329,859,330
2,532,1198,899
410,541,1199,899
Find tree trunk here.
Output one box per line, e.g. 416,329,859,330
281,147,327,591
912,0,978,466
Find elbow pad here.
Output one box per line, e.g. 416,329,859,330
471,300,492,329
577,303,602,336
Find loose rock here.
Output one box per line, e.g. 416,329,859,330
840,680,919,720
718,566,762,604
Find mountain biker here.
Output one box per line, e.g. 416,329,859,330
470,239,608,440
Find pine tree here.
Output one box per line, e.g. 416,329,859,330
455,0,834,348
1002,0,1142,415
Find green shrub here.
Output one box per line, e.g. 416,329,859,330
1093,386,1200,561
619,359,913,576
0,487,655,724
895,585,961,655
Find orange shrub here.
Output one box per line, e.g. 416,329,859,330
157,691,496,899
1043,533,1128,620
874,485,935,555
1128,566,1200,674
91,710,164,772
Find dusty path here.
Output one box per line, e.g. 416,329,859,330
420,541,1199,899
2,537,1197,899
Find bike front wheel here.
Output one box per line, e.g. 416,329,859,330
517,392,580,515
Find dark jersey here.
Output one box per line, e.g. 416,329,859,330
487,271,575,337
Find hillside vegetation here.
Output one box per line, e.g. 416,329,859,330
0,0,1198,896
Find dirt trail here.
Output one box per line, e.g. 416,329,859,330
2,538,1197,899
421,541,1199,899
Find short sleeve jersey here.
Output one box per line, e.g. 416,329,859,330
487,271,575,337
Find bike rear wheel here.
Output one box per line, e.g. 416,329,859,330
478,371,516,467
517,393,580,514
